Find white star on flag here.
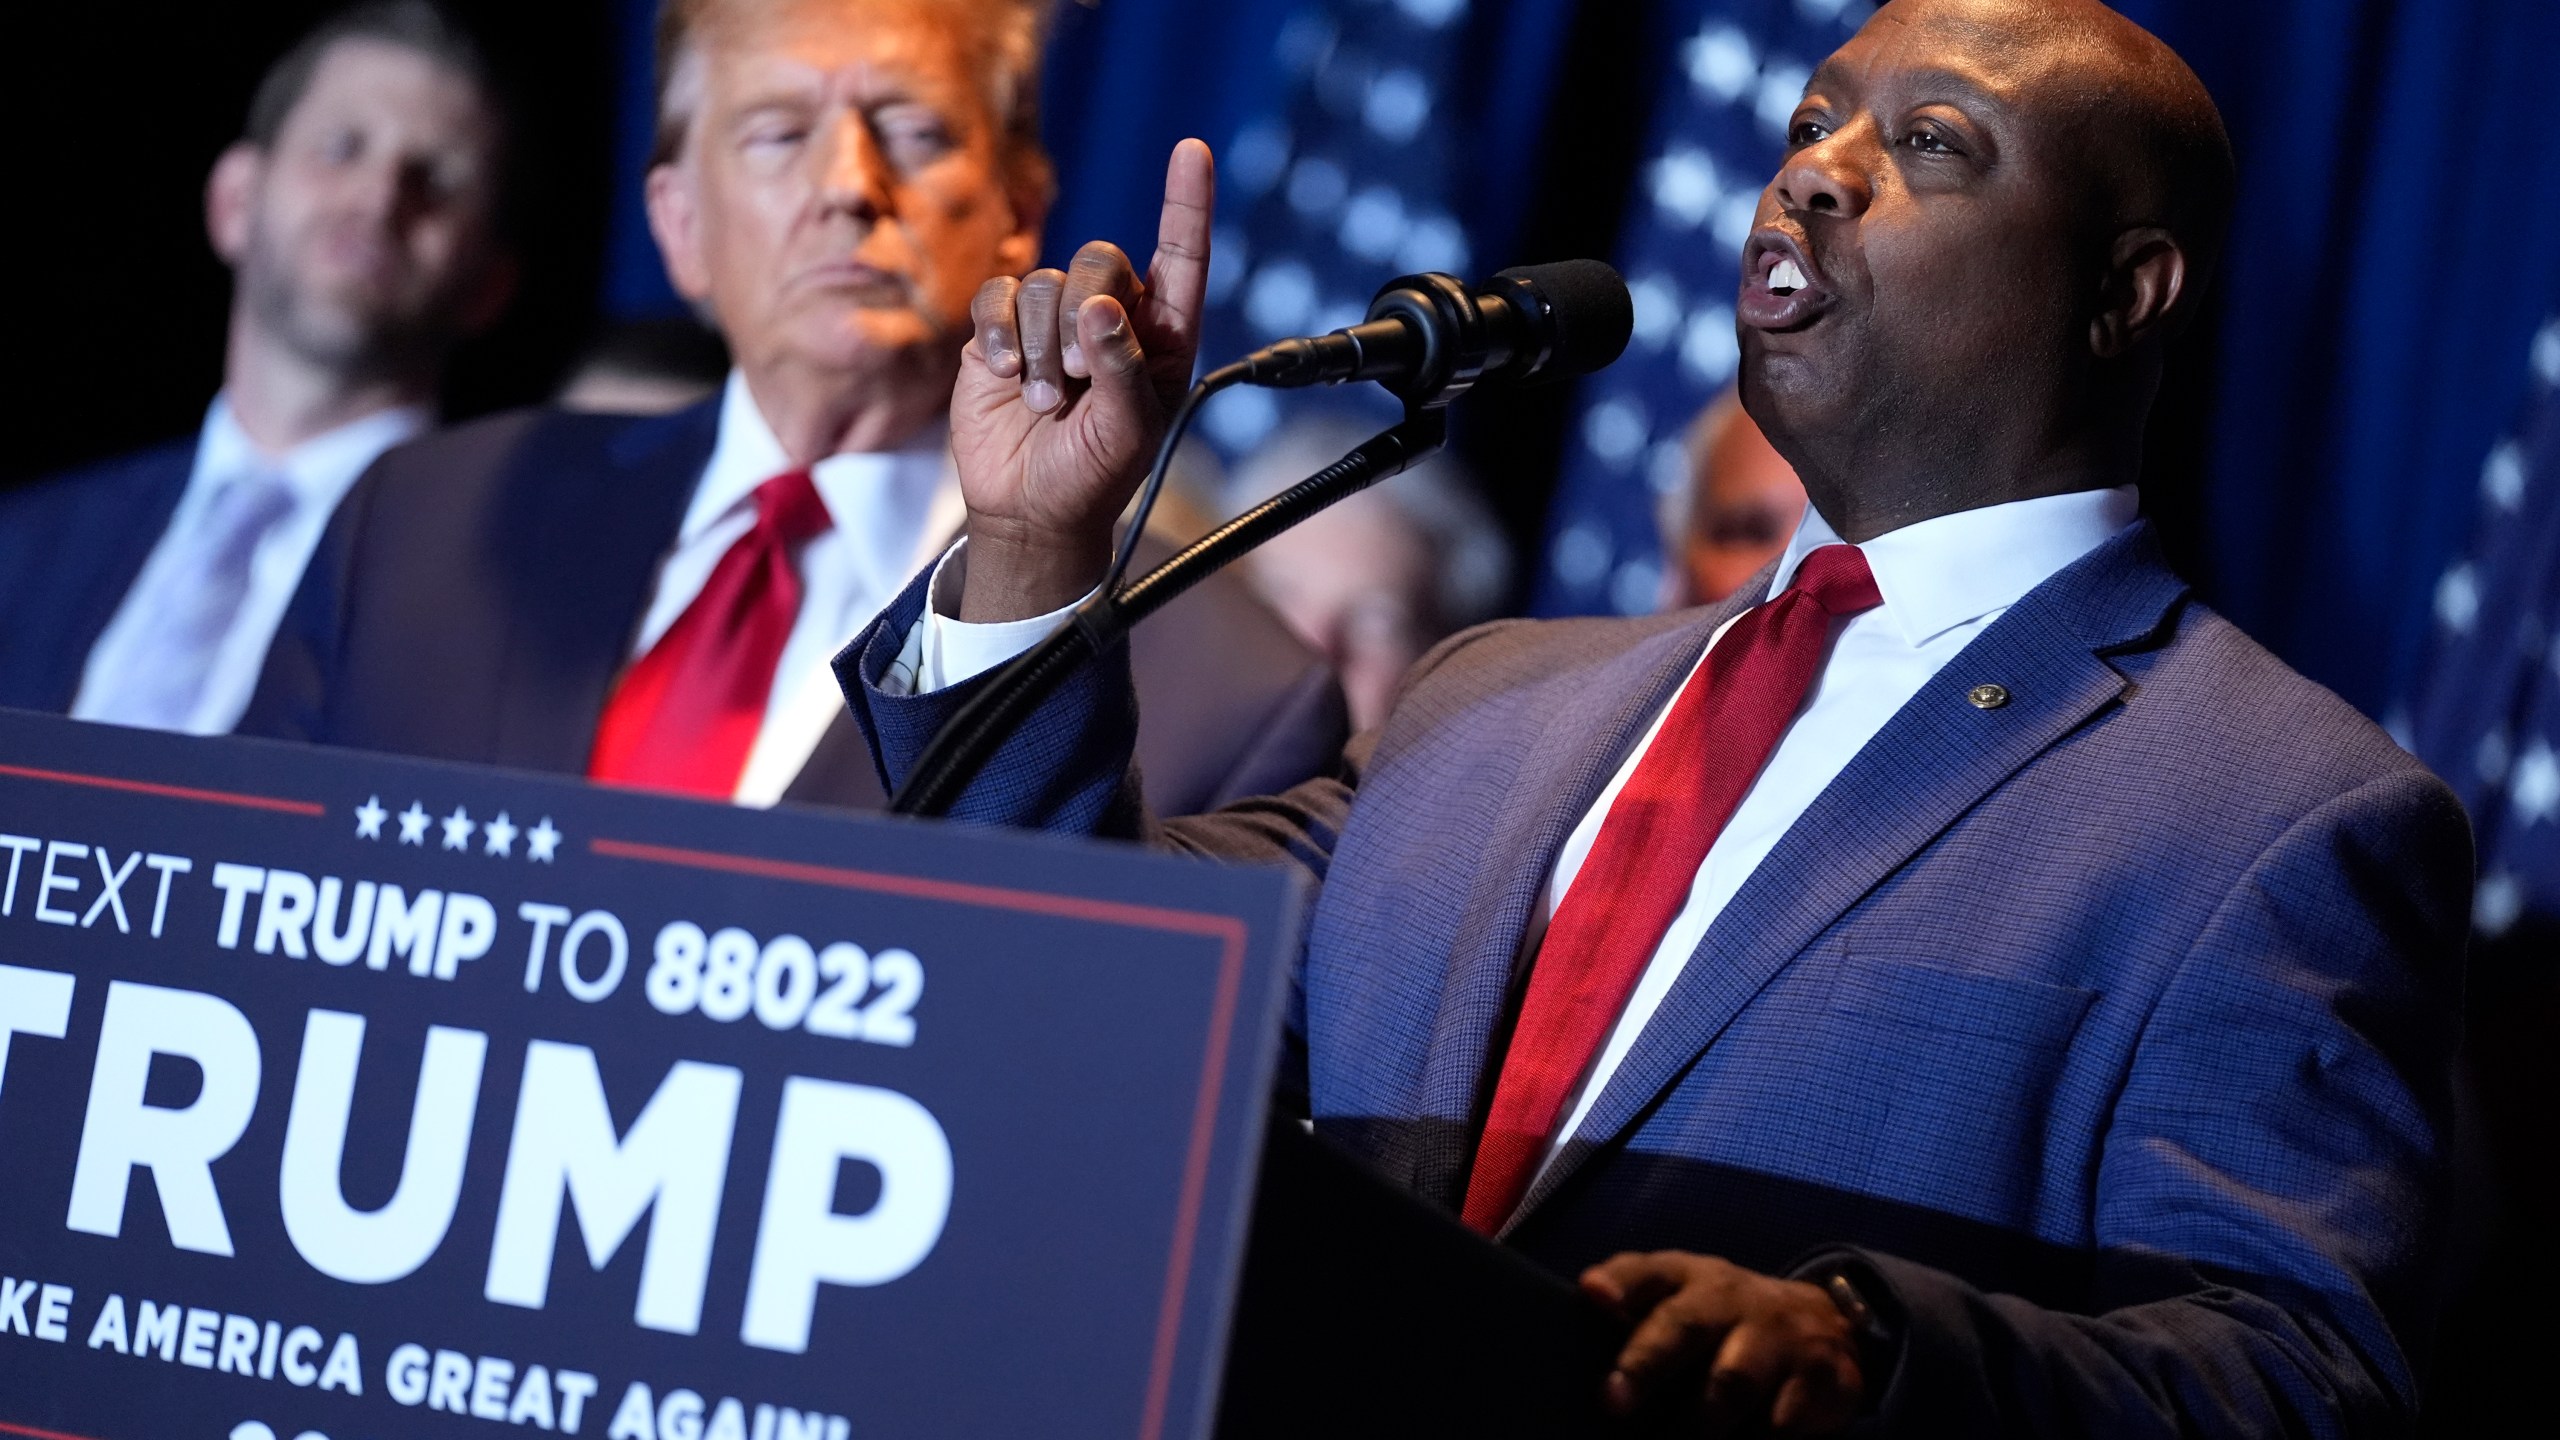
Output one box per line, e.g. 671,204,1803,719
441,806,476,851
483,811,519,858
526,817,562,864
2475,869,2525,936
397,802,431,845
2511,740,2560,826
355,796,387,840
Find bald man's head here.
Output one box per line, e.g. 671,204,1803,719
1943,0,2235,317
1733,0,2234,541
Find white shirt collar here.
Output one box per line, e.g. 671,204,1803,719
1768,485,2141,648
195,394,432,508
686,369,949,542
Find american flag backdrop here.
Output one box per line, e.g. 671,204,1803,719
1193,0,1492,463
1189,0,1872,536
1532,0,1874,616
2409,315,2560,940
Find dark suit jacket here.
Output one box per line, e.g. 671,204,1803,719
239,401,1346,815
0,439,196,712
843,523,2472,1436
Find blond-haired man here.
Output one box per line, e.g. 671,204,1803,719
245,0,1344,814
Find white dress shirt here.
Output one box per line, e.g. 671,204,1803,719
639,371,962,805
906,485,2138,1181
881,540,1101,696
72,396,430,735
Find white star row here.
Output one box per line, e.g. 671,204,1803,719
352,795,562,862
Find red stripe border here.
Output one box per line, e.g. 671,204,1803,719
0,761,325,817
0,1420,107,1440
588,835,1251,1440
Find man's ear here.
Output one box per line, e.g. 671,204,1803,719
2089,226,2189,359
645,160,714,302
205,142,264,266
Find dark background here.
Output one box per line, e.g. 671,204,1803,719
8,1,617,482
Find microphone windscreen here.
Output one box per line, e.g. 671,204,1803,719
1500,259,1632,376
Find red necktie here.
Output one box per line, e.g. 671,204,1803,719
589,469,832,798
1459,544,1883,1233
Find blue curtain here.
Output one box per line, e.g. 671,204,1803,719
2116,0,2560,716
600,0,663,318
1028,1,1300,273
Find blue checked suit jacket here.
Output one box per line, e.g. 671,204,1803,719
839,521,2471,1436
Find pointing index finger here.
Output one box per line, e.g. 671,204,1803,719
1141,138,1216,348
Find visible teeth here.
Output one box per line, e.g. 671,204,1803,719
1769,258,1807,294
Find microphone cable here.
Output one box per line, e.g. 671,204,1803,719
1102,359,1250,600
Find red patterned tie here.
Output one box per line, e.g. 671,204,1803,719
1460,544,1883,1233
589,469,832,797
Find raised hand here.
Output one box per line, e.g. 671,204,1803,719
948,139,1215,622
1580,1251,1865,1435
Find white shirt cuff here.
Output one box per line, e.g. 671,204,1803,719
881,539,1096,696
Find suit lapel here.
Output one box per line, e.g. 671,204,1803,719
489,403,715,771
106,444,197,604
65,445,196,711
1371,586,1769,1205
770,456,961,810
1500,525,2188,1232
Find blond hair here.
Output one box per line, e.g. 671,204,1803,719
651,0,1054,207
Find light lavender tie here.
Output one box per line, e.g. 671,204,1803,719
85,467,300,730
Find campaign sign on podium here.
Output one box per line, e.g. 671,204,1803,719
0,709,1298,1440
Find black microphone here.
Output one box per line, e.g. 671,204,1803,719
1235,259,1633,405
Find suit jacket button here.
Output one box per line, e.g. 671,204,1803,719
1967,683,2010,710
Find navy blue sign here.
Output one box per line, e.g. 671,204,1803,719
0,710,1297,1440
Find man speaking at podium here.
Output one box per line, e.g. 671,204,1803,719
243,0,1342,813
846,0,2466,1433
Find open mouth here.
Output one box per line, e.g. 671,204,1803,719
1739,231,1833,332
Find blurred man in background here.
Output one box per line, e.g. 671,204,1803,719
1214,417,1511,731
245,0,1342,815
0,1,513,732
1656,389,1806,609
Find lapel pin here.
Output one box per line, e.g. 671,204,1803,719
1967,683,2011,710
